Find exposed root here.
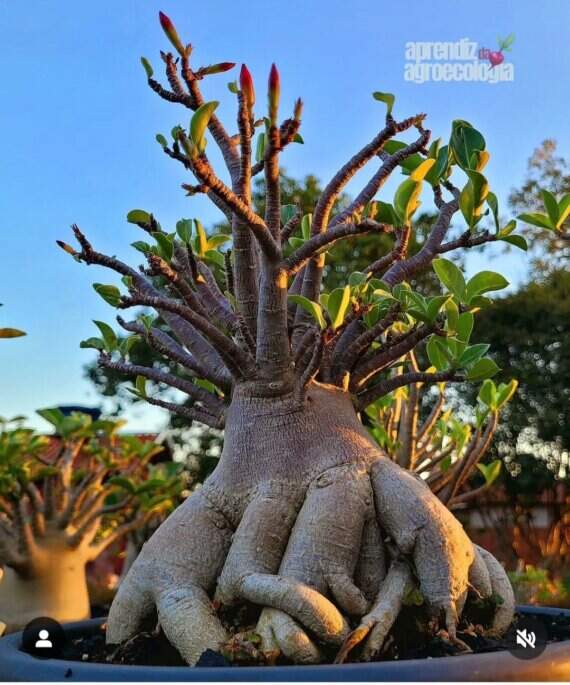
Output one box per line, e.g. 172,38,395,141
256,607,322,664
238,573,349,644
475,544,515,635
370,459,474,631
335,559,411,663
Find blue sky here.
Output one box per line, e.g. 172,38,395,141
1,0,569,431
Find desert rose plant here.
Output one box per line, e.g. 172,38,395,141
0,410,175,632
58,12,553,665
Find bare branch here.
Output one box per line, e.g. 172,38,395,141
355,370,461,411
144,395,225,429
98,355,225,415
382,198,459,287
285,220,392,275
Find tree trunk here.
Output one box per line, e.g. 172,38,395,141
108,381,513,664
0,544,91,633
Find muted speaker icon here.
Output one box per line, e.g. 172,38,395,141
516,628,536,649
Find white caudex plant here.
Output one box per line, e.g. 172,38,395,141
57,11,554,665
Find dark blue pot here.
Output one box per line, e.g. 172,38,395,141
0,607,568,681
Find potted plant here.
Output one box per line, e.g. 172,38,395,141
0,409,177,632
1,11,569,681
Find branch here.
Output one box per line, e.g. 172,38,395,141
351,325,435,389
355,370,461,411
71,226,233,386
98,355,225,415
330,128,430,228
338,304,401,373
144,395,225,429
285,220,391,275
119,293,252,380
437,229,497,254
382,197,459,287
188,153,281,261
117,316,230,392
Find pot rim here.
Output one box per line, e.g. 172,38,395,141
0,606,569,682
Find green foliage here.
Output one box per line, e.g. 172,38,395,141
372,91,395,116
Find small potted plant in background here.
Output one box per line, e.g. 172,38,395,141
0,409,175,633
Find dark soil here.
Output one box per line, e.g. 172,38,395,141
46,607,570,668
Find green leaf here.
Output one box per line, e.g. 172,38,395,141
135,375,147,398
477,460,502,486
207,234,231,250
456,312,474,342
140,57,153,78
108,476,136,494
93,320,117,352
410,158,435,182
450,120,486,170
477,378,497,407
93,283,121,307
255,133,266,162
281,204,297,225
288,295,326,329
0,328,26,339
517,212,554,230
432,145,450,181
498,219,517,237
393,178,422,224
127,209,151,225
465,271,509,304
80,337,105,351
176,219,193,244
301,214,312,240
459,170,489,229
293,133,304,144
119,335,140,357
433,258,466,299
288,237,305,249
466,357,500,381
194,219,208,256
372,91,395,115
155,133,168,148
427,294,452,322
36,407,66,428
427,336,448,370
500,234,528,251
131,241,151,255
486,192,500,232
542,189,560,226
496,379,518,409
153,232,174,261
556,194,570,229
204,249,225,267
460,343,490,368
374,201,399,225
327,286,351,330
227,80,239,94
190,101,219,152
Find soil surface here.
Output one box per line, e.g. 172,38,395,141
47,606,570,668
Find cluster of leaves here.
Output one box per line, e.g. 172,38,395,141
0,409,178,526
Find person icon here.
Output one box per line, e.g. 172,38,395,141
35,629,53,649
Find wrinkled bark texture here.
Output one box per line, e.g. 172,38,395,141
108,382,514,664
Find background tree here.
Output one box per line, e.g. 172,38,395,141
509,139,570,270
57,12,551,665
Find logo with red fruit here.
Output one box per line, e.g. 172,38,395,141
479,34,515,69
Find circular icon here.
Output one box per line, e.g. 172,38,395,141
22,617,66,658
505,615,548,660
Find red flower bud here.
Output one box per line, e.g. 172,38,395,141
268,63,280,124
199,62,236,77
240,64,255,109
158,11,186,57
